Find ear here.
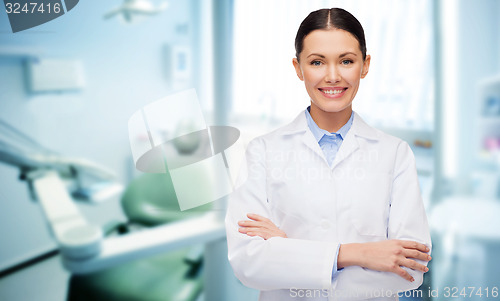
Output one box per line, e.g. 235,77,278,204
292,58,304,81
361,54,371,79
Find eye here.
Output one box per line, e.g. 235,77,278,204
341,59,353,65
310,60,322,66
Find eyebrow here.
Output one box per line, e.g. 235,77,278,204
306,52,358,59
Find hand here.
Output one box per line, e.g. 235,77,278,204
338,240,431,282
238,213,287,240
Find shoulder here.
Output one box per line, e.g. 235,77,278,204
352,113,415,167
353,112,406,148
376,129,406,148
246,111,307,148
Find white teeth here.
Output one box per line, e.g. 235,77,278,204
322,89,344,95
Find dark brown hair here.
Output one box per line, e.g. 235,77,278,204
295,8,367,61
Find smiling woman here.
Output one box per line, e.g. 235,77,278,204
292,28,370,132
225,8,432,301
232,0,435,130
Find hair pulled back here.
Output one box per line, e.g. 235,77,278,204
295,8,367,61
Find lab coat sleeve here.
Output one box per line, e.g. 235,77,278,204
225,138,339,291
332,141,432,299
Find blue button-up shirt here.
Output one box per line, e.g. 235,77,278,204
305,106,354,280
305,107,354,166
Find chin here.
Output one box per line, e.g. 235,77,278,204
313,102,352,114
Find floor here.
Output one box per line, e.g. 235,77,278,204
0,254,422,301
0,254,69,301
0,253,257,301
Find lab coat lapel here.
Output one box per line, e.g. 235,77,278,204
282,111,327,164
281,110,378,168
301,130,327,164
330,130,359,170
330,112,379,170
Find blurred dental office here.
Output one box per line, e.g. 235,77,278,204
1,0,500,300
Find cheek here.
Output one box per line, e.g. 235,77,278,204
343,68,362,87
303,69,322,87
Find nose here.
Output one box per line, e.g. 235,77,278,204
325,65,341,83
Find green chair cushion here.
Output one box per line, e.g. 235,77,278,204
68,172,211,301
121,173,212,226
67,247,202,301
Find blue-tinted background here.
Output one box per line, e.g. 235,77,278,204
1,0,499,300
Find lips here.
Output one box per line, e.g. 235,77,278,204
318,87,347,98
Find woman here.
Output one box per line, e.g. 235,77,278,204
225,8,431,301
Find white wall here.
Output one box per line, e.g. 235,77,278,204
440,0,500,193
0,0,199,270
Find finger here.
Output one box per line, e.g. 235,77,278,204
239,227,267,233
245,231,261,238
394,266,414,282
241,218,279,231
402,258,429,273
400,240,429,253
404,249,432,262
238,220,267,227
239,221,273,233
244,230,270,240
247,213,271,222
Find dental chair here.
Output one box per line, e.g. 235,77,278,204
67,172,212,301
0,118,223,301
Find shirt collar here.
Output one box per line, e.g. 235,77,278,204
281,109,380,141
305,106,354,143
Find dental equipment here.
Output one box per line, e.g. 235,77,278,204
0,119,225,273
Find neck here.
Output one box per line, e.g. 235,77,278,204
309,105,352,133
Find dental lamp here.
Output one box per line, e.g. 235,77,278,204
0,119,226,274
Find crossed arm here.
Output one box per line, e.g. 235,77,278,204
238,213,431,282
227,138,431,293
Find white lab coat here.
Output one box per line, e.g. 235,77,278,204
225,111,431,301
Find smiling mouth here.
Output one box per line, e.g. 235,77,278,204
319,88,347,96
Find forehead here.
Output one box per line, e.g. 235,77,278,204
301,29,361,57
